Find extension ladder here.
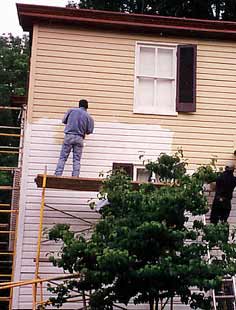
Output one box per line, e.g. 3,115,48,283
202,214,236,309
212,276,236,310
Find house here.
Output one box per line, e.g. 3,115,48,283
12,3,236,309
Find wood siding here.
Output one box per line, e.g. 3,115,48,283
13,24,236,309
31,26,236,166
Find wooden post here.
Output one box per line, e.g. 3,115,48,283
33,167,47,310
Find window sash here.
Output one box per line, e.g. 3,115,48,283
137,44,176,79
135,43,177,115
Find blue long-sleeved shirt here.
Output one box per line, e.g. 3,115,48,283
62,107,94,138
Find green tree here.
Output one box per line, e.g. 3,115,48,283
47,155,236,310
0,33,29,167
0,35,29,310
0,33,29,105
66,0,236,20
222,0,236,20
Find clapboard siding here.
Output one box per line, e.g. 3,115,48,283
13,23,236,309
31,95,236,113
32,109,236,128
28,116,236,134
27,121,173,177
36,73,236,89
14,119,175,308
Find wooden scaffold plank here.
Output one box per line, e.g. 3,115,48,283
35,174,163,191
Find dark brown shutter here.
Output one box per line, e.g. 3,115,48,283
112,163,133,179
176,44,197,112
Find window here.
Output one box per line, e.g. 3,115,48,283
112,163,134,179
134,42,196,115
112,163,150,182
133,166,150,182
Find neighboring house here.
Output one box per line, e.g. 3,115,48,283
13,3,236,309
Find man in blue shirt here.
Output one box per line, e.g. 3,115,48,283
55,99,94,177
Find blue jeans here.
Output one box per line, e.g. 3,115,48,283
55,134,84,177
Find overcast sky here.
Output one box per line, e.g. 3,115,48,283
0,0,69,36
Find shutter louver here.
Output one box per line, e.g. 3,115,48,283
176,44,197,112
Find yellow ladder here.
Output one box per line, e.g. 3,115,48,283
0,104,25,310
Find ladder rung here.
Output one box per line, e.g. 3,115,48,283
0,204,11,208
0,186,13,190
0,133,21,137
0,167,17,171
0,106,22,110
0,125,21,130
0,274,11,277
0,297,10,301
0,150,19,154
222,278,234,282
0,210,18,213
0,231,15,234
0,224,9,228
0,186,19,191
0,252,13,255
0,146,20,149
216,295,235,299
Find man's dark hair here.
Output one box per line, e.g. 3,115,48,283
79,99,88,109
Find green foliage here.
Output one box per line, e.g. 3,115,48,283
0,35,29,310
193,158,221,184
67,0,236,20
0,33,29,105
47,161,236,310
0,33,29,168
0,171,13,186
145,150,187,183
193,165,218,184
222,0,236,20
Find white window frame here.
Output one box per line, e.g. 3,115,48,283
134,41,177,116
133,165,150,182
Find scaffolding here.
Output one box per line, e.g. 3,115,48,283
0,170,165,309
0,163,234,309
33,172,100,309
0,173,105,309
0,102,26,310
30,176,235,310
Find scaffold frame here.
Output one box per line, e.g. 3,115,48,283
0,103,26,310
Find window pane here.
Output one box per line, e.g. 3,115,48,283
156,80,174,113
157,48,173,77
139,47,155,76
137,78,154,108
136,168,150,182
113,163,134,178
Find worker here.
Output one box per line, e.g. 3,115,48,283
210,161,236,224
55,99,94,177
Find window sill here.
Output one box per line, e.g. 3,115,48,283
133,108,178,117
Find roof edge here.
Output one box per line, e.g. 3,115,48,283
16,3,236,40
